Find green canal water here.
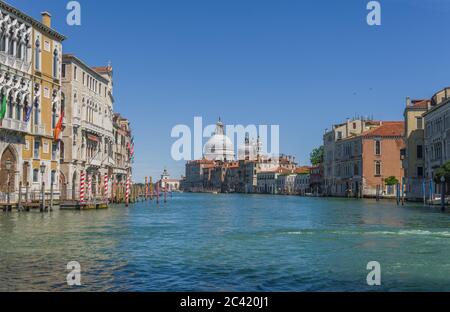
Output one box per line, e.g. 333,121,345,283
1,193,450,291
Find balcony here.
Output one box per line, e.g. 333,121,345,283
0,52,32,73
1,118,29,133
33,124,46,136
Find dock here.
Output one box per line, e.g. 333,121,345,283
60,200,109,211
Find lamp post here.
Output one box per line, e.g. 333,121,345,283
5,159,12,208
40,163,46,212
441,175,446,212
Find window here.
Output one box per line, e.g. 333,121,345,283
83,72,85,85
52,103,57,129
33,169,39,183
353,122,356,130
35,38,41,70
375,161,381,176
52,143,58,161
34,140,40,159
417,117,423,129
337,131,342,140
62,64,66,78
417,167,424,178
375,140,381,156
74,66,78,80
51,170,56,184
417,145,423,159
53,48,58,78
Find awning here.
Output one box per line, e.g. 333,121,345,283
87,134,100,142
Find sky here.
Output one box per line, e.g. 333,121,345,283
7,0,450,182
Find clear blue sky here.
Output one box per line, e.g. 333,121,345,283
8,0,450,181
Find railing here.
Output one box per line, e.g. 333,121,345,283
0,52,32,73
1,118,29,133
34,124,46,136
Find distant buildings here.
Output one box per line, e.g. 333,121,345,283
323,119,404,198
158,168,180,191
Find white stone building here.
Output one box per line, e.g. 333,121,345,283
59,54,115,200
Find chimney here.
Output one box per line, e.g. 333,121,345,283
406,96,411,107
41,11,52,28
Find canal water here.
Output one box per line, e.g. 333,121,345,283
1,193,450,291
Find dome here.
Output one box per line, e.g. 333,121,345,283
203,119,235,161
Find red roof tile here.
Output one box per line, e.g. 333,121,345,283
361,121,404,138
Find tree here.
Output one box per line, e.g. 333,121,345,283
310,146,324,166
384,176,399,186
434,161,450,184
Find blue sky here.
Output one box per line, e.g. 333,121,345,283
8,0,450,181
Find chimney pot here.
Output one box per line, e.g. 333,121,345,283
41,11,52,28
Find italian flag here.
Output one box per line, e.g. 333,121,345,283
54,111,65,141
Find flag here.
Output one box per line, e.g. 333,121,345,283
25,105,33,123
53,111,65,141
0,95,7,120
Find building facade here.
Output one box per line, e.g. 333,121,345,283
403,98,429,200
324,119,405,198
0,3,65,202
60,54,114,200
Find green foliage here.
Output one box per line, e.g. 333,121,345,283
310,146,324,166
434,161,450,183
384,176,399,186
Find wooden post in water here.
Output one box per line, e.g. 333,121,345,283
25,182,29,206
164,185,167,204
50,178,54,211
145,177,148,201
156,182,159,204
18,181,23,211
150,177,153,201
40,182,45,212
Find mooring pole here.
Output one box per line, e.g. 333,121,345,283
50,178,54,212
40,182,45,212
18,181,23,212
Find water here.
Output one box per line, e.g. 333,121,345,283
1,193,450,291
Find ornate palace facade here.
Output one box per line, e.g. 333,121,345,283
0,1,65,201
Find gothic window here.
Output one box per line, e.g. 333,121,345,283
52,103,57,129
7,95,13,119
53,48,59,78
35,38,41,70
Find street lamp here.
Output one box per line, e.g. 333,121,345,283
5,159,12,207
441,175,446,212
40,163,46,212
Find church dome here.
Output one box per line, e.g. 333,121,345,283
203,119,235,161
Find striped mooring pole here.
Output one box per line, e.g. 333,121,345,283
88,175,92,201
126,175,130,207
104,173,109,201
80,171,85,202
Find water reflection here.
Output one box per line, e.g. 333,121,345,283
1,194,450,291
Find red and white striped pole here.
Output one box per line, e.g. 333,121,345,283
126,175,130,207
80,171,85,202
104,173,109,201
88,175,92,201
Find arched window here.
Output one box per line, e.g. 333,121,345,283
53,48,58,78
61,93,66,116
34,99,40,126
15,99,21,120
7,95,13,119
52,102,57,129
35,39,40,70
